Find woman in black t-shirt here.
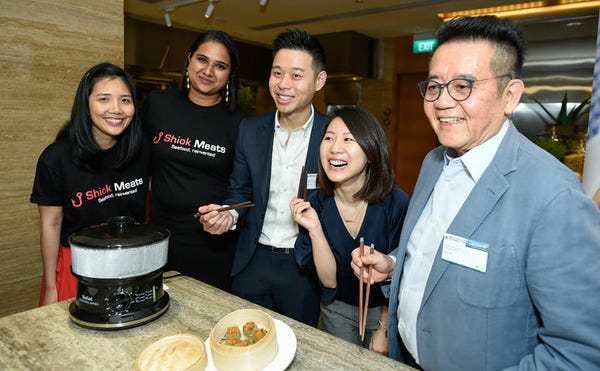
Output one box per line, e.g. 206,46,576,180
31,62,149,306
141,31,246,291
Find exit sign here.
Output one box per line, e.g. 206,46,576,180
413,39,438,54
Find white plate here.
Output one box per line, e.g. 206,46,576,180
204,318,297,371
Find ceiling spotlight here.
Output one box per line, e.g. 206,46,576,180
259,0,268,6
205,0,215,18
164,11,172,27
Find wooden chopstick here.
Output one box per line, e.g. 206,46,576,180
358,237,365,337
193,201,254,218
361,244,375,342
297,165,308,201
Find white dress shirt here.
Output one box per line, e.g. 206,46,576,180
258,106,315,248
398,120,510,363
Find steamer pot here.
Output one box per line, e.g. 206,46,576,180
70,216,169,279
68,216,170,330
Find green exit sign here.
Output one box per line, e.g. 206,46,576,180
413,39,437,54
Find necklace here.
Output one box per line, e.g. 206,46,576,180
335,197,367,223
335,198,367,239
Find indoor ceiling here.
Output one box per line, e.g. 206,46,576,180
124,0,599,46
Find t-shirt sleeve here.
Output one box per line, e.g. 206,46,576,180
30,146,64,206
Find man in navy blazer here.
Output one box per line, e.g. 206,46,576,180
352,16,600,370
198,29,328,326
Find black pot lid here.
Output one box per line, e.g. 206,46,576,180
69,216,170,249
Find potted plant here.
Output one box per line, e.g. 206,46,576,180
531,92,591,137
531,92,590,161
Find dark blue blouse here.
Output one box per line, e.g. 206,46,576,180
295,185,409,307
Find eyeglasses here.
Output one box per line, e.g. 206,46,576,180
417,74,513,102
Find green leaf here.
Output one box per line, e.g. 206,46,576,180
530,92,590,126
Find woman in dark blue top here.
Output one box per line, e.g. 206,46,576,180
291,106,409,354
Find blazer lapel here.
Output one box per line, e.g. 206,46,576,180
304,111,327,173
420,124,519,308
391,148,444,289
256,114,276,205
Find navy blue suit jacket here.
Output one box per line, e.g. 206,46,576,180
224,109,330,276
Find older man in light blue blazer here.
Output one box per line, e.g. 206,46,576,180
352,15,600,370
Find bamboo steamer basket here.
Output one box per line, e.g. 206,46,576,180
209,309,278,370
136,334,207,371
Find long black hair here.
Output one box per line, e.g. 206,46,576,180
180,30,240,111
56,62,142,171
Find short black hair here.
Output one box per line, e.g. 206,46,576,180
56,62,141,171
436,15,527,78
272,28,326,74
318,106,394,203
182,30,240,111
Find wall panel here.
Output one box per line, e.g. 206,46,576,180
0,0,124,317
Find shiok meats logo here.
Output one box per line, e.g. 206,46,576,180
153,131,192,146
153,131,227,155
70,178,144,208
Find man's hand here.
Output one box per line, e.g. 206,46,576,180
350,246,396,284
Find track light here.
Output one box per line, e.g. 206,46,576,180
160,0,219,23
205,0,215,18
259,0,268,6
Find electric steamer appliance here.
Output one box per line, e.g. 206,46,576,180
68,216,170,330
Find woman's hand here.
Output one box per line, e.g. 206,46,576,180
369,324,389,356
42,286,58,306
197,204,234,235
289,197,319,231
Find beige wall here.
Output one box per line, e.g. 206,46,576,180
0,0,124,317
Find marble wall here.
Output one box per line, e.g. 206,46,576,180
0,0,124,316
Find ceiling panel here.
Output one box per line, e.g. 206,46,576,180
125,0,599,46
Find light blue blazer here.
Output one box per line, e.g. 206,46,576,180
387,122,600,370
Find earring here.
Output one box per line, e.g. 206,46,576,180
225,81,230,103
186,72,190,90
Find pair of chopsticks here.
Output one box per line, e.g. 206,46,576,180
193,201,254,219
358,237,375,341
297,165,308,201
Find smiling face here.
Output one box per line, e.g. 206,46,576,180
320,117,368,190
268,48,326,128
424,39,523,155
187,40,231,105
88,77,134,149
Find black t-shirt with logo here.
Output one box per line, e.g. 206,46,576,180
141,88,246,289
30,138,150,246
142,88,246,230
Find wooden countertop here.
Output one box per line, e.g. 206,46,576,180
0,273,413,370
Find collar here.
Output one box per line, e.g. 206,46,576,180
444,120,510,182
274,105,315,137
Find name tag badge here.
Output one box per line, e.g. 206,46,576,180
441,233,488,273
307,173,317,190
